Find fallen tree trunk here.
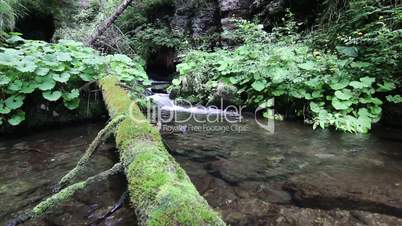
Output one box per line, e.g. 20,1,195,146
99,76,226,226
87,0,134,46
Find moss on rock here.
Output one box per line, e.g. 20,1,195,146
99,76,226,226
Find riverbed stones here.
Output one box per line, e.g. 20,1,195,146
284,170,402,218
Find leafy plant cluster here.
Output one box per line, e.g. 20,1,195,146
171,19,400,133
315,0,402,83
0,34,149,126
130,24,185,59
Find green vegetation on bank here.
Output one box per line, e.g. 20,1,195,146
171,3,401,133
0,34,149,127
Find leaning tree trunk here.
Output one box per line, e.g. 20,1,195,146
99,76,226,226
87,0,134,46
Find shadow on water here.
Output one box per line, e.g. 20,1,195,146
0,122,137,226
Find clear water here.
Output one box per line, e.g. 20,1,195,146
0,123,137,226
160,111,402,223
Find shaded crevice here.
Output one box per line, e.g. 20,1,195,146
15,10,55,42
146,47,177,82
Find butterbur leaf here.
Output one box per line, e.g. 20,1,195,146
9,80,23,91
35,67,50,76
360,77,375,87
16,58,37,73
53,72,71,83
334,89,353,100
0,74,11,85
63,89,80,101
229,77,241,84
8,111,26,126
0,101,11,114
64,98,80,110
6,35,24,43
20,83,37,94
37,77,56,90
330,79,349,90
5,95,24,110
310,102,321,113
79,73,94,81
251,80,266,92
332,98,352,110
43,91,62,101
56,52,72,62
349,81,364,89
0,52,19,66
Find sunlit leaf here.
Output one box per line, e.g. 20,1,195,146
43,91,62,101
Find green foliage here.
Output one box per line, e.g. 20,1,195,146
130,24,186,59
0,0,19,32
172,19,399,133
315,0,402,82
0,34,148,126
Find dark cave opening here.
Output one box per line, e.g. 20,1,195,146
15,10,55,42
146,47,177,82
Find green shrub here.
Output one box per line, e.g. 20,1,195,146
172,19,399,133
0,34,149,126
0,0,19,32
130,24,185,59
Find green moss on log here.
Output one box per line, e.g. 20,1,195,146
99,76,226,226
32,181,86,217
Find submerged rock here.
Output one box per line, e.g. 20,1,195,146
284,170,402,218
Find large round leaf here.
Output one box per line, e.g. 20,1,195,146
7,111,26,126
37,77,56,91
0,74,11,85
0,101,11,114
43,91,62,101
20,83,37,94
334,89,353,100
8,80,23,91
53,72,71,83
331,98,352,110
5,95,25,110
64,98,80,110
251,80,266,92
62,89,80,101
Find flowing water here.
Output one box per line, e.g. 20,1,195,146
1,91,402,225
0,123,137,226
158,108,402,225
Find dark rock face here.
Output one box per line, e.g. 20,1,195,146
218,0,253,18
170,0,319,39
171,0,221,38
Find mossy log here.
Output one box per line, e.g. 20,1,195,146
99,76,226,226
57,115,125,189
8,163,122,226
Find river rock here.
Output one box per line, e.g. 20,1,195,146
284,170,402,218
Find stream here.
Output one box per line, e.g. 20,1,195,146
1,99,402,225
153,97,402,225
0,123,137,226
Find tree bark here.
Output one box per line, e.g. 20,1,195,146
87,0,134,46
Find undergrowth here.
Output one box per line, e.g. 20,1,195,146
0,33,149,126
171,15,401,133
